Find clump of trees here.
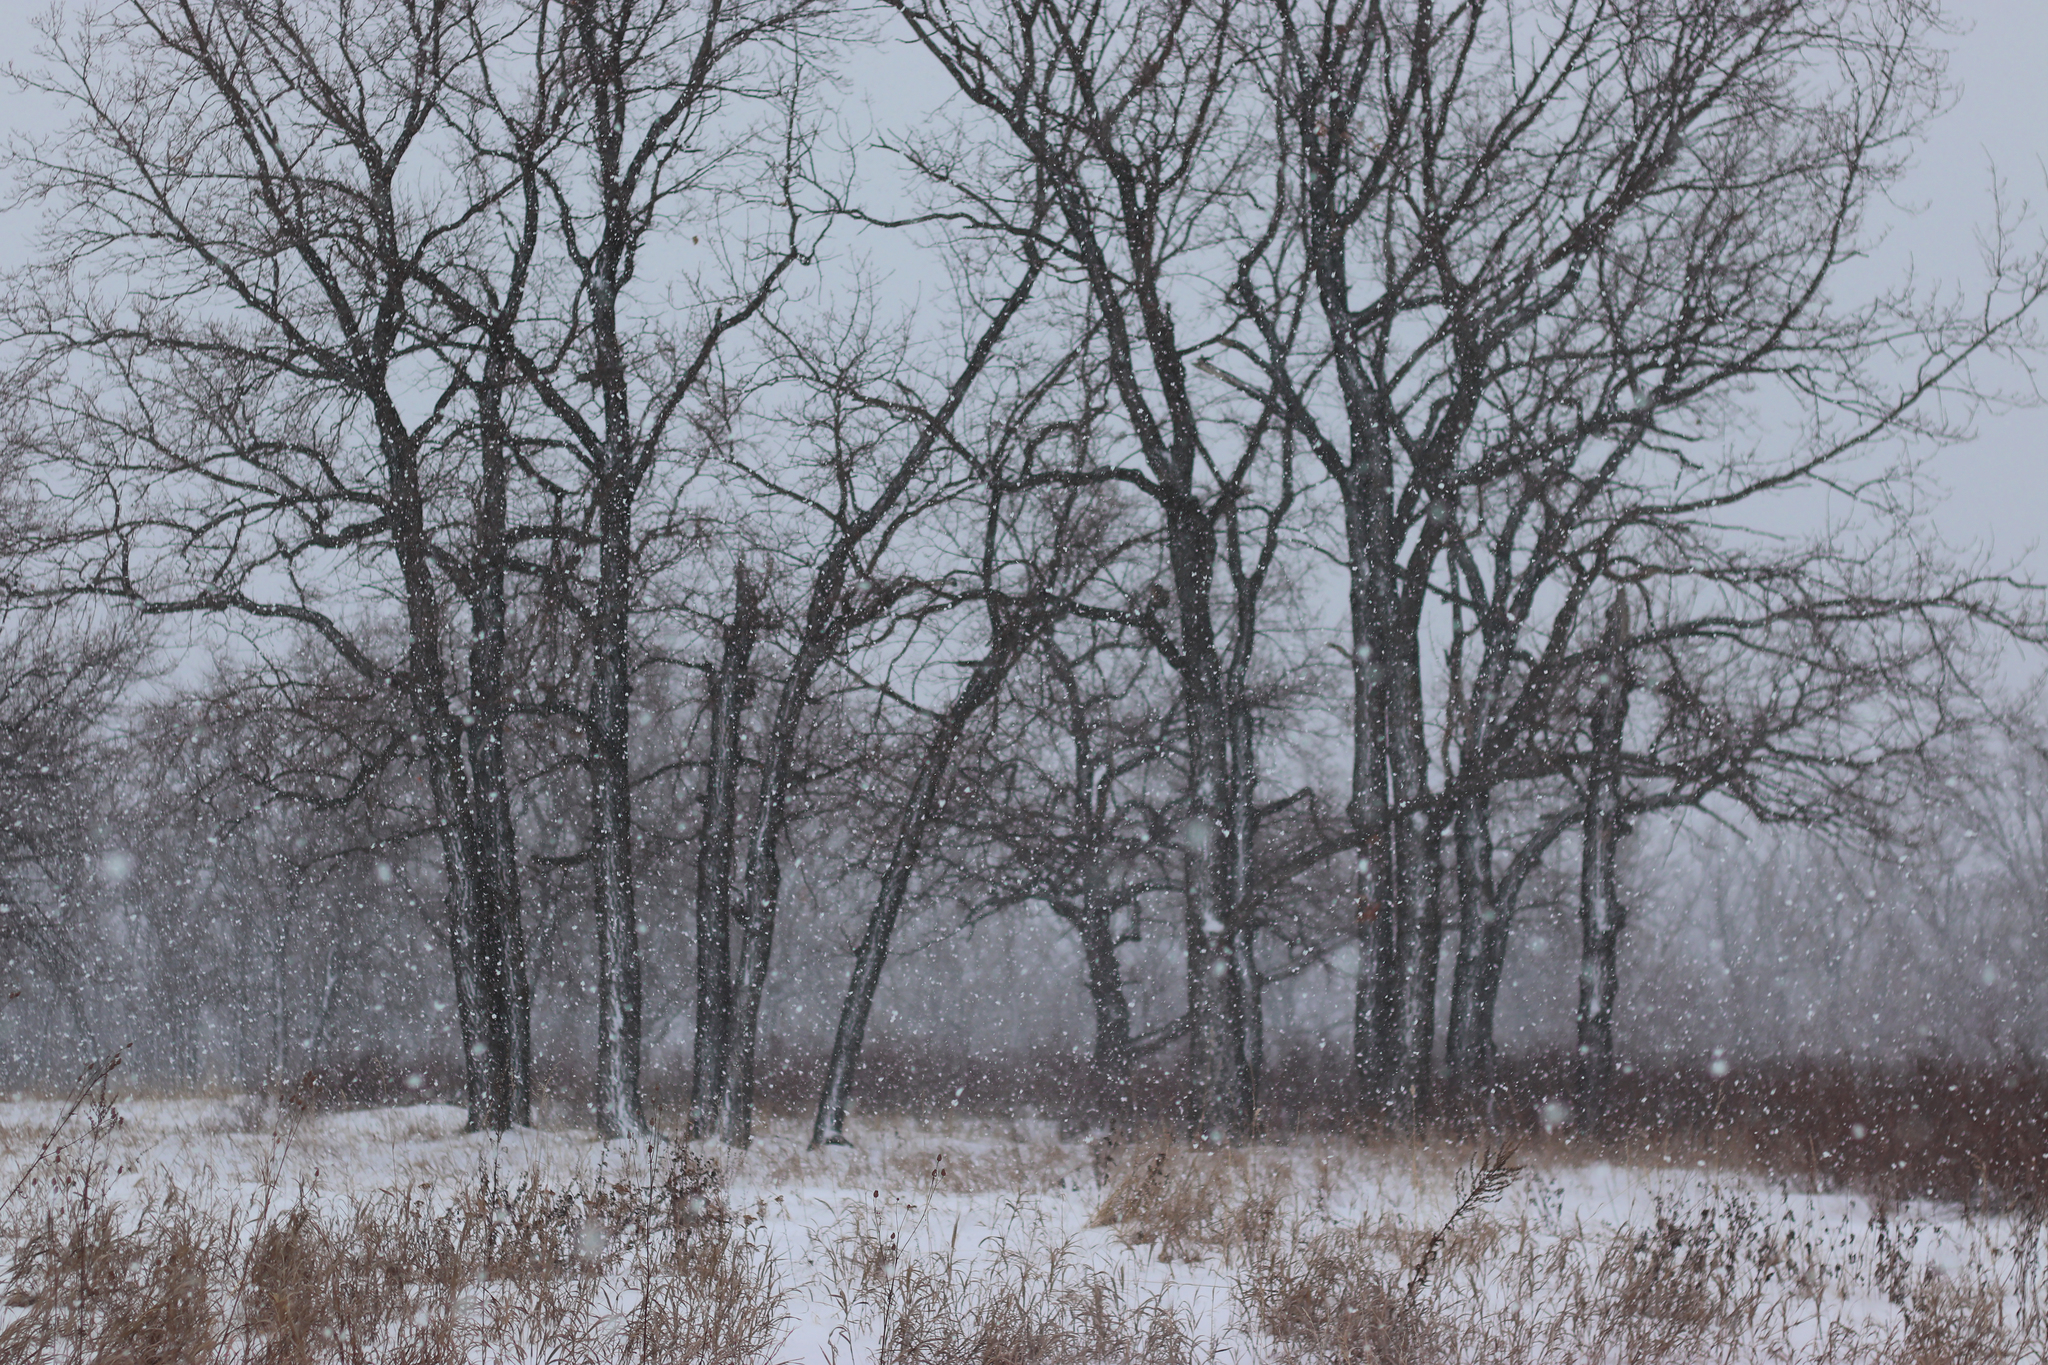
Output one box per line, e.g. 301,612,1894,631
0,0,2042,1144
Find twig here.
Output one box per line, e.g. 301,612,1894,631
2,1053,122,1210
1405,1142,1521,1305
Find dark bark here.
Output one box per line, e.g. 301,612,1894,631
1443,779,1495,1113
1031,636,1149,1131
465,351,533,1128
1343,483,1400,1119
1174,599,1252,1142
30,0,549,1135
1574,599,1633,1132
1071,897,1136,1125
544,0,804,1138
713,256,1044,1147
588,477,647,1138
689,563,763,1139
882,0,1267,1140
1471,820,1569,1112
716,632,824,1146
811,621,1036,1147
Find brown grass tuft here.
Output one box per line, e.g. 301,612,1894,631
1088,1140,1282,1262
0,1082,784,1365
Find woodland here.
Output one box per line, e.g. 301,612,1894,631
0,0,2044,1164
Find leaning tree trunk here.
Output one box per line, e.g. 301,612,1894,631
713,260,1038,1148
1574,597,1633,1132
811,631,1028,1147
690,563,763,1140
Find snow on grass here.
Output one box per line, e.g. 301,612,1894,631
0,1094,2040,1361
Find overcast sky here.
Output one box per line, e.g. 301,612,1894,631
0,1,2040,578
1887,3,2048,580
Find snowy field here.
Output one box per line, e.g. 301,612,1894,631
0,1093,2039,1362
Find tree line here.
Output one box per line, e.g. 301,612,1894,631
0,0,2041,1144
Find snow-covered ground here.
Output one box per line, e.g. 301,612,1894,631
0,1095,2038,1361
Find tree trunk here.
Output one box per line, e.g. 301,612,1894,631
690,563,762,1140
590,477,649,1139
712,242,1038,1147
717,648,822,1147
1226,684,1263,1120
1072,897,1135,1128
1574,597,1633,1132
1444,637,1509,1120
1386,619,1440,1127
1338,446,1401,1127
1444,777,1495,1116
467,355,532,1127
1044,639,1136,1133
811,636,1025,1147
384,412,520,1135
1459,811,1575,1126
1169,512,1252,1143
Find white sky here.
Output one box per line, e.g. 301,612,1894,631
1876,2,2048,582
0,1,2040,579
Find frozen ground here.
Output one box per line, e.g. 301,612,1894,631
0,1093,2039,1361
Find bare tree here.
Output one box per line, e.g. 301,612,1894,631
500,0,808,1139
807,373,1144,1145
693,247,1048,1146
883,0,1297,1140
966,624,1182,1123
0,609,143,1022
688,560,764,1138
1226,0,2047,1124
1573,597,1632,1129
4,0,571,1130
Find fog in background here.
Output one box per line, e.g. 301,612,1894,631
0,0,2043,1123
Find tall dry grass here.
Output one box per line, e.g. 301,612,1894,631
0,1062,786,1364
7,1068,2048,1362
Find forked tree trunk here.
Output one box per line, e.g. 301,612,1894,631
377,407,522,1135
1043,641,1136,1132
690,563,763,1139
1456,810,1576,1125
1574,597,1633,1132
711,261,1039,1147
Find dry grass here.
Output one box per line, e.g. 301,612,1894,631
1087,1135,1284,1262
8,1077,2048,1362
815,1212,1207,1365
0,1064,786,1364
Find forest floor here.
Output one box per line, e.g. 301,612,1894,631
0,1086,2039,1362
